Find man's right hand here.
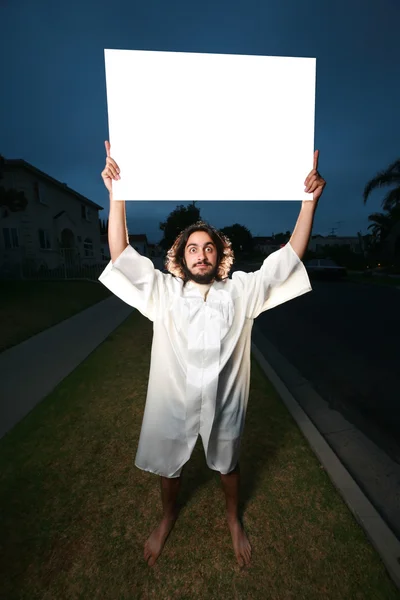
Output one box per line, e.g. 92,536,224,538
101,140,121,194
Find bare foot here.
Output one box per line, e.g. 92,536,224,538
227,518,252,567
144,515,177,567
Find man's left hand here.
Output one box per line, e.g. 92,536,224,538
304,150,326,204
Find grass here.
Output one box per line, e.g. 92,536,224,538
0,312,399,599
0,280,111,352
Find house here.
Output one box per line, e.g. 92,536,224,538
129,234,149,256
100,235,111,262
252,236,283,255
308,235,363,254
0,158,104,277
147,242,163,258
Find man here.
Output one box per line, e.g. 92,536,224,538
99,140,326,568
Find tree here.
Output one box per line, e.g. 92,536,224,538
99,218,108,235
363,159,400,211
367,211,394,245
0,186,28,213
159,203,201,249
0,155,28,213
271,231,291,245
220,223,253,254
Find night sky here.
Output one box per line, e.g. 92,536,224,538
1,0,399,242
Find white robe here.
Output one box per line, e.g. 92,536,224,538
98,242,311,477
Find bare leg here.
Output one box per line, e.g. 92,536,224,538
144,475,181,566
220,464,251,567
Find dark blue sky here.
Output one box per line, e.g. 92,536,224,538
1,0,399,242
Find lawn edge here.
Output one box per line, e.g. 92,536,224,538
251,342,400,592
0,281,112,354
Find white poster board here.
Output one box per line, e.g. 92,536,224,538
104,49,316,201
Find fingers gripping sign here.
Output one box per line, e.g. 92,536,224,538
303,149,326,203
101,140,121,193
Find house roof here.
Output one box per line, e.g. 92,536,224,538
3,158,104,211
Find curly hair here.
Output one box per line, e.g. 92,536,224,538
165,221,234,282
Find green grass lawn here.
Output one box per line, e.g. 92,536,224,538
0,312,398,600
0,280,111,353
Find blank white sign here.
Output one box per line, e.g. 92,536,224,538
104,49,316,201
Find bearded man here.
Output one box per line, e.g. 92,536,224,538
99,140,326,567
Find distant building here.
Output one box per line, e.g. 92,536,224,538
100,233,159,262
252,236,283,255
0,158,103,277
308,235,363,254
147,242,163,257
129,234,149,256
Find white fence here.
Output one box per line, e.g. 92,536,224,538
0,248,107,282
0,251,166,281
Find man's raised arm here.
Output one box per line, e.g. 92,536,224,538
289,150,326,260
101,140,129,263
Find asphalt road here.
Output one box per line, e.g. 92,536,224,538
255,277,400,464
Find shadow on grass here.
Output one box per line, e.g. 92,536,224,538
171,362,289,523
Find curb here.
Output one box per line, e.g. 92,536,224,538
251,341,400,591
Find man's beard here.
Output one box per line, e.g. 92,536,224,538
183,261,218,284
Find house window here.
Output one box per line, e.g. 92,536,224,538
84,237,94,257
34,182,47,205
3,228,19,249
38,229,51,249
81,205,91,221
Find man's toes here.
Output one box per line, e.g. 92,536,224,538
148,555,156,567
237,554,244,567
241,543,251,566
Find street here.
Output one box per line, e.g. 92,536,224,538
255,278,400,463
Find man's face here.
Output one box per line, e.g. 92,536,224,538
184,230,218,284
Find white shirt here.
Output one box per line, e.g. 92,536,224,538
98,242,311,477
192,282,212,300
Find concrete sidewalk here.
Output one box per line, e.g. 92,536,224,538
0,296,133,439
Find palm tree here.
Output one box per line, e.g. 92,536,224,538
363,159,400,211
367,212,394,244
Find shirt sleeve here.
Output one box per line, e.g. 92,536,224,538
232,242,312,319
98,245,166,321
